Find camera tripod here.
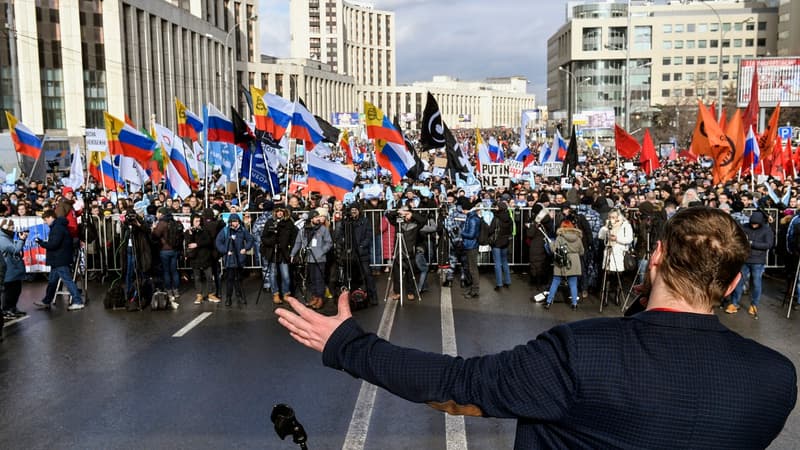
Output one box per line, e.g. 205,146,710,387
599,240,625,313
292,224,326,308
622,232,650,312
786,257,800,319
383,219,422,307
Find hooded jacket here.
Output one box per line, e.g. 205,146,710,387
553,227,584,277
0,230,26,282
743,211,774,265
214,214,255,268
152,211,177,251
39,217,73,268
489,203,514,249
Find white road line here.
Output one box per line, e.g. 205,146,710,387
2,315,30,327
172,312,212,337
441,286,468,450
342,298,399,450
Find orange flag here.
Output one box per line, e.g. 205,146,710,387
691,100,727,158
759,104,781,161
718,111,727,132
639,129,660,175
713,109,744,185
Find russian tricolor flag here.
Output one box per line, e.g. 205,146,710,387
539,142,556,164
555,129,568,161
103,112,157,167
488,137,503,162
364,102,405,144
175,98,203,141
88,151,124,191
376,140,416,185
743,124,761,169
307,152,355,200
204,103,234,143
5,111,42,160
515,146,536,168
166,155,192,199
290,101,325,150
263,93,293,142
170,139,198,189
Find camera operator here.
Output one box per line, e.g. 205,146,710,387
261,207,297,305
291,208,333,310
598,209,634,305
334,204,378,306
118,209,152,309
385,206,426,302
214,214,254,307
185,213,218,304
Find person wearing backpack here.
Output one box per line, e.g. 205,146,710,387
152,207,183,302
543,220,584,310
489,200,514,291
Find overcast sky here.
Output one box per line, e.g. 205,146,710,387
259,0,573,103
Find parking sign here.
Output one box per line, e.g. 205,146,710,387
778,126,792,140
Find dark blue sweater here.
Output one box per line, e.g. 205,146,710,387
323,311,796,449
40,217,73,268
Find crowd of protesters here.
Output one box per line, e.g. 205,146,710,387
2,127,800,325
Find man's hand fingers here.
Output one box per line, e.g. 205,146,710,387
337,290,352,319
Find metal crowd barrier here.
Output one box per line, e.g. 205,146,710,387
78,205,787,278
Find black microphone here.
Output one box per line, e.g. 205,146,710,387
271,404,308,449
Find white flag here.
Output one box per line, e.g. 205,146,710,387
61,145,85,190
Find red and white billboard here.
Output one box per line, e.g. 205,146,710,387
738,57,800,108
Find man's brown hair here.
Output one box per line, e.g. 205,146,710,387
41,209,56,219
658,206,749,309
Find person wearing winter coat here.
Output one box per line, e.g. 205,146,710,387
34,209,84,311
460,201,482,299
334,204,378,306
385,206,426,301
202,208,225,298
526,204,553,294
598,209,634,304
726,210,774,317
0,219,27,319
291,209,333,310
215,214,254,306
489,201,514,290
261,207,297,305
544,220,584,310
152,207,181,300
119,209,153,310
185,213,218,305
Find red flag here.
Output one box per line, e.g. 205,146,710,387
668,147,677,161
614,124,641,159
713,110,745,185
639,129,660,175
743,66,760,133
784,137,796,179
679,149,699,162
770,137,786,180
759,104,781,162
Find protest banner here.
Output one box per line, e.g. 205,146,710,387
479,163,510,188
506,160,523,179
542,162,563,178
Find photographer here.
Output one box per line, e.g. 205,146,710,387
119,209,152,309
214,214,254,307
385,206,426,302
33,209,84,311
185,213,218,304
334,204,378,306
261,207,297,305
598,209,634,305
291,208,333,310
0,219,26,319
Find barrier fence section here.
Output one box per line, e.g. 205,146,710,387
80,206,786,279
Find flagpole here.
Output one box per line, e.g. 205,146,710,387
203,105,210,208
246,144,254,206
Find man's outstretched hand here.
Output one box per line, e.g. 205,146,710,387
276,290,353,352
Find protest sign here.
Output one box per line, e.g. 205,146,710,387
542,162,562,178
506,160,523,179
479,164,510,188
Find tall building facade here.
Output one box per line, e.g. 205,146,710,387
777,0,800,56
547,0,778,133
0,0,259,140
289,0,396,87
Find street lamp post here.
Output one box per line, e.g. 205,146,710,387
224,14,258,110
558,66,589,132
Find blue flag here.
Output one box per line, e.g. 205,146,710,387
241,145,281,194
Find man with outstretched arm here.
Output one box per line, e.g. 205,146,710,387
276,207,797,449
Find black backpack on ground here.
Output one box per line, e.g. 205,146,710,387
103,283,127,310
150,291,170,311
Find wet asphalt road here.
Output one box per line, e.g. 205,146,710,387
1,270,800,450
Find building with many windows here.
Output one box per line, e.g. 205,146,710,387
547,0,779,134
289,0,395,87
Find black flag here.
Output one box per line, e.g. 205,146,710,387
314,115,341,144
231,107,255,150
561,125,579,176
420,92,446,150
444,124,468,174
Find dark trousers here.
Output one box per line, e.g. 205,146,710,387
2,280,22,312
391,250,416,296
465,249,479,295
192,266,213,297
225,267,244,301
309,262,326,298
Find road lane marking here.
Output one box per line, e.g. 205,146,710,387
441,286,468,450
342,298,399,450
172,312,212,337
2,315,30,327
